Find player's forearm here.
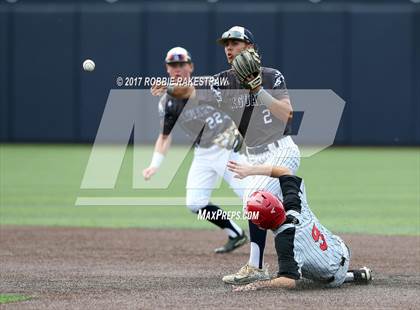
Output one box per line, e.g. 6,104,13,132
270,166,292,177
267,98,293,124
266,277,297,289
248,277,296,290
254,88,293,124
148,134,171,169
248,165,272,176
154,134,172,156
250,165,292,177
167,85,195,99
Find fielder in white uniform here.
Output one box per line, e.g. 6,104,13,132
144,47,249,253
225,168,373,290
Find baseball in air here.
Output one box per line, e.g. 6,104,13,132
82,59,95,72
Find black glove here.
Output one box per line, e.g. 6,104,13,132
231,48,262,90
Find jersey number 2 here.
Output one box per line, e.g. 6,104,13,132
312,224,328,251
262,109,272,124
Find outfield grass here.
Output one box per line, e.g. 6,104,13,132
0,294,31,304
1,144,419,235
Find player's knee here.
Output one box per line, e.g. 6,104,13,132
186,197,209,213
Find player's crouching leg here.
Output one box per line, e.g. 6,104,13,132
186,193,247,253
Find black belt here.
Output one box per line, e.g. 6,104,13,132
246,140,280,155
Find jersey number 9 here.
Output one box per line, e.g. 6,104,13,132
312,224,328,251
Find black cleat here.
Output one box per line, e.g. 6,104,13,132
214,232,248,254
352,267,373,284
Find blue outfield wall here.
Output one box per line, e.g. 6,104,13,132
0,1,419,145
0,8,8,142
415,8,420,145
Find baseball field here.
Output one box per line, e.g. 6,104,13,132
1,144,419,308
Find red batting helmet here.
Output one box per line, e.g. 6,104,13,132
246,191,286,230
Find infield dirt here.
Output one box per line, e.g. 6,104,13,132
1,227,419,309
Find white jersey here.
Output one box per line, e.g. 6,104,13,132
274,178,350,287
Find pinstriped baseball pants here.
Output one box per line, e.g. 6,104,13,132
243,136,300,206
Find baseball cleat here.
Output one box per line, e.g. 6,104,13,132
353,267,373,284
222,263,270,285
214,232,248,254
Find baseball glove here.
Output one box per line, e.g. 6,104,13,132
231,48,262,90
213,124,244,152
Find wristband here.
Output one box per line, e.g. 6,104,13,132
150,152,165,168
255,88,274,108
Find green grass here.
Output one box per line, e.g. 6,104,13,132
1,144,419,235
0,294,31,304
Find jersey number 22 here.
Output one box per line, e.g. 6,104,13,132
206,112,223,129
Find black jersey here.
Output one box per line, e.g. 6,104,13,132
159,94,233,147
196,67,291,147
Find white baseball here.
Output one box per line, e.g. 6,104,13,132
83,59,95,72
